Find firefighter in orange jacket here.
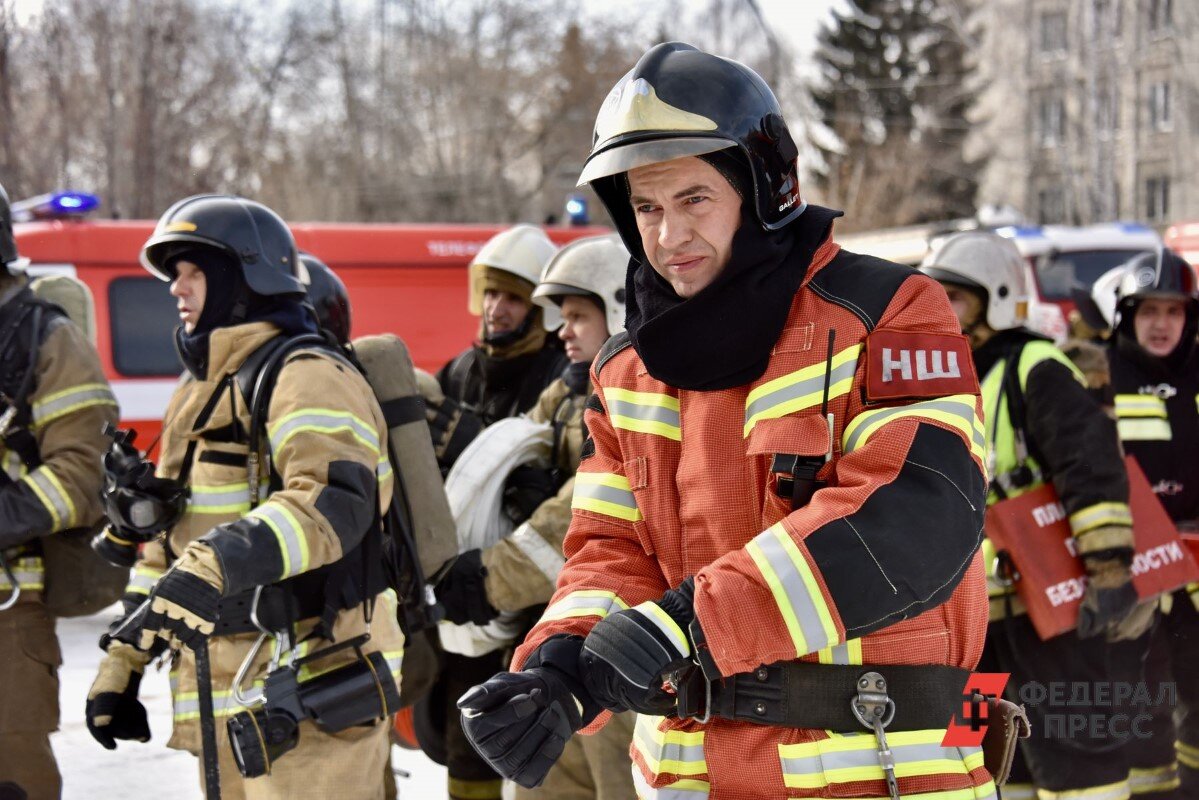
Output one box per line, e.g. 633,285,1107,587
459,43,993,799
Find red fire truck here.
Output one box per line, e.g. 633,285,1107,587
13,201,606,441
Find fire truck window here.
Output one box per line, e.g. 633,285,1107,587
109,277,184,377
1035,249,1153,301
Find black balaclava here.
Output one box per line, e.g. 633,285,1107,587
623,148,840,391
172,246,316,378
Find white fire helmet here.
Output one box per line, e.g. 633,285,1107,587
468,224,559,330
532,234,629,336
920,231,1030,331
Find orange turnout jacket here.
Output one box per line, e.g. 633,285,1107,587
513,235,993,800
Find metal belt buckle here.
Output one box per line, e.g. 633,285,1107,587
852,671,900,800
673,663,712,724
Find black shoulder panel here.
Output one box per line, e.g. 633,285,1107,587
594,331,632,377
807,251,919,332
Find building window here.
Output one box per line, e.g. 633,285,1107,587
1038,187,1066,224
1097,83,1119,135
1037,95,1066,147
1148,0,1172,34
1040,11,1068,54
1145,176,1170,222
1148,81,1172,131
1092,0,1122,37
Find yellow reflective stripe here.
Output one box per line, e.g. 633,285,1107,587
3,450,25,481
31,382,117,427
248,501,310,578
633,714,706,777
843,394,985,462
376,456,393,484
746,523,838,656
0,556,45,591
188,482,252,515
172,688,261,721
1037,779,1130,800
21,466,76,529
1069,502,1133,535
1114,394,1168,419
604,387,681,441
447,778,504,799
542,590,629,621
744,345,861,437
778,729,987,790
126,564,164,596
1178,739,1199,768
1117,417,1172,441
1129,764,1179,794
572,472,642,522
817,637,863,665
268,408,380,455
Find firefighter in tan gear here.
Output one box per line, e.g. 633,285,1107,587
435,235,637,800
0,183,119,800
418,225,566,800
84,195,403,799
921,232,1154,800
461,44,998,799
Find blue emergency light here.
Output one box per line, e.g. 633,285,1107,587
11,191,101,222
565,194,589,226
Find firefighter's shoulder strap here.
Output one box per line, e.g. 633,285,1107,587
807,250,919,332
989,341,1052,501
235,331,452,640
0,282,126,617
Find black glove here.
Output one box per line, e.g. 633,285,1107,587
580,578,696,715
1077,549,1139,639
502,466,559,525
86,642,152,750
458,636,600,789
436,549,500,626
126,546,223,652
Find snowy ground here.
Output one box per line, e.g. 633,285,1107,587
53,608,448,799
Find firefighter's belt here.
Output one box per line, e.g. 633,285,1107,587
211,580,326,637
676,660,971,732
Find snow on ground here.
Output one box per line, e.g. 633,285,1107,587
54,608,448,799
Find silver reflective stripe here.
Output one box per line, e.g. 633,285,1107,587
605,396,681,428
23,467,74,528
844,398,983,453
0,557,45,590
744,356,858,427
3,451,22,481
269,410,379,454
188,484,251,513
127,567,162,596
542,591,628,621
509,523,565,583
32,383,117,426
1038,781,1130,800
632,770,709,800
172,688,261,720
633,720,705,771
573,481,638,511
249,502,308,578
825,642,853,665
752,526,833,653
781,741,978,776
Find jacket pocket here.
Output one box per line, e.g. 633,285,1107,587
747,415,832,523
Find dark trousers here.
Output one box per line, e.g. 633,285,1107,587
979,616,1152,796
414,645,507,800
1126,592,1199,800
